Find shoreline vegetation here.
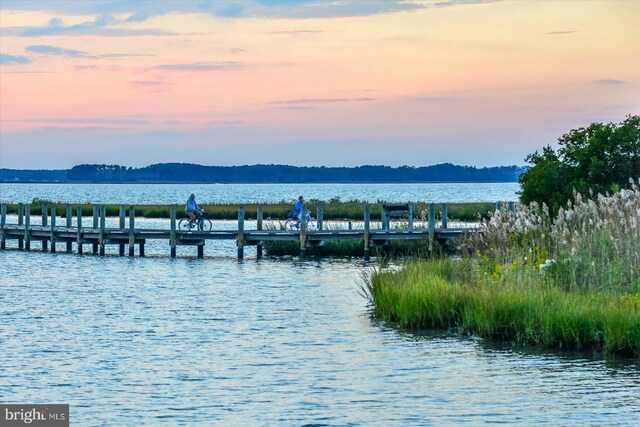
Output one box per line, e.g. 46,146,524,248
2,200,495,222
364,182,640,358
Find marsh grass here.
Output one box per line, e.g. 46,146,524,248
5,200,494,222
365,259,640,357
366,180,640,357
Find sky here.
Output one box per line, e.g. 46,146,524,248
0,0,638,169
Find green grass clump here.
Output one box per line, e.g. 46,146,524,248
366,182,640,357
365,259,640,357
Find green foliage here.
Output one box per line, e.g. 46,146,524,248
366,187,640,356
366,259,640,357
520,115,640,212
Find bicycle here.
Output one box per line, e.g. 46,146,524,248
284,211,317,231
178,210,212,231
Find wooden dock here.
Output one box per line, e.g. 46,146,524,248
0,203,481,260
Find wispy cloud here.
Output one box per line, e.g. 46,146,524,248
130,80,174,92
0,53,30,65
266,30,323,36
153,62,245,71
414,96,450,102
592,79,627,85
431,0,498,8
26,45,87,58
1,71,52,74
2,15,175,37
0,0,425,20
268,97,376,105
544,30,579,36
2,118,150,125
25,45,152,60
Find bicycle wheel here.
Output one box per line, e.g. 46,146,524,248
199,219,213,231
306,219,317,230
284,219,298,230
178,218,191,230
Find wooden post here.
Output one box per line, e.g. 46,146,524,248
348,220,352,231
256,205,263,259
128,206,135,257
441,203,448,229
92,205,99,254
119,205,126,256
76,207,83,255
237,206,244,260
382,208,389,230
508,201,516,213
170,205,177,258
50,207,56,253
0,203,6,250
66,204,72,253
299,206,307,258
17,203,24,250
24,204,31,251
408,202,413,232
428,202,436,253
197,244,203,259
99,206,106,257
317,204,324,231
140,241,145,257
41,204,48,251
364,204,370,261
18,203,24,225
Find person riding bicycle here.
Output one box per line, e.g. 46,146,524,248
292,196,304,221
185,193,204,227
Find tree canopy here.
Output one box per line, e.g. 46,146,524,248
519,115,640,211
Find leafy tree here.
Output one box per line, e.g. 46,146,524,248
520,115,640,211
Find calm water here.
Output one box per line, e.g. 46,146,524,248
1,183,638,425
0,182,520,204
1,249,639,426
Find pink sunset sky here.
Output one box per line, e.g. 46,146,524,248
0,0,638,169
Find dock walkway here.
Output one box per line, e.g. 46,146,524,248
0,203,488,260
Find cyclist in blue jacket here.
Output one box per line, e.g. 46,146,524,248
292,196,304,220
185,193,204,226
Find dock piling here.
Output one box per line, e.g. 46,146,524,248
299,206,307,258
76,207,83,255
364,204,371,261
66,205,73,253
170,205,177,258
408,202,414,232
41,204,48,251
92,205,99,254
24,204,31,251
428,202,436,252
119,205,125,256
441,203,448,229
50,207,56,253
0,203,6,250
17,203,24,249
237,206,244,260
256,205,263,259
99,206,106,256
128,206,135,257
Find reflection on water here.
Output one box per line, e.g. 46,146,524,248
1,251,638,426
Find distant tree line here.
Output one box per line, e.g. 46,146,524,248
0,163,526,183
